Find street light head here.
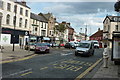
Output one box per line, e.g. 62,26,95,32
114,1,120,12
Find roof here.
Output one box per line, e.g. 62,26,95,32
15,2,30,9
31,13,47,22
38,13,52,20
103,16,120,23
90,30,103,38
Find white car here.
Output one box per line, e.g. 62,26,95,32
92,40,99,49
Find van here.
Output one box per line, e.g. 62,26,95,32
75,41,94,56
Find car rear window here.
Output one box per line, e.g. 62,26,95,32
78,43,90,48
36,43,46,46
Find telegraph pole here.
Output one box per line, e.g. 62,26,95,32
85,24,87,40
13,5,17,51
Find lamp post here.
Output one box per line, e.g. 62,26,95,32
13,5,17,51
0,13,3,43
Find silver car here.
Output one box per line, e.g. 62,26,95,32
75,41,94,56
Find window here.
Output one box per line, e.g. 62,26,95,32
19,18,22,27
35,27,37,31
14,5,17,13
115,25,118,31
104,26,106,31
108,25,110,31
25,10,28,17
41,30,46,36
20,8,23,15
6,14,10,25
45,23,46,29
0,1,3,9
106,19,108,24
25,19,27,28
13,16,16,25
50,31,51,35
7,3,11,11
41,22,43,28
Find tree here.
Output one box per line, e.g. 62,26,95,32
54,24,66,43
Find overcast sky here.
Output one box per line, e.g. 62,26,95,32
27,2,118,36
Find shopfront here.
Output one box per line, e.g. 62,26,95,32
2,28,29,46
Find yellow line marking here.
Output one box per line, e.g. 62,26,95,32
1,54,37,64
21,72,32,76
40,67,48,70
75,58,102,80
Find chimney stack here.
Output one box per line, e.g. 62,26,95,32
62,21,66,24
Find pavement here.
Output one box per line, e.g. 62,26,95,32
92,54,120,79
0,45,34,61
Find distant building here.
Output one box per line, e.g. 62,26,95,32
90,28,103,48
38,13,56,38
103,16,120,48
0,0,31,46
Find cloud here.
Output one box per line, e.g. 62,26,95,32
27,2,117,35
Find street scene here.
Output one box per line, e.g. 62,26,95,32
0,0,120,80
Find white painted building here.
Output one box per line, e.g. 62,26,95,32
30,13,49,42
0,0,31,46
103,16,120,48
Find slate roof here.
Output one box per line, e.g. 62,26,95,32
15,2,30,9
90,30,103,38
103,16,120,23
31,13,47,22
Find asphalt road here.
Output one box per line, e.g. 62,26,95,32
2,48,103,79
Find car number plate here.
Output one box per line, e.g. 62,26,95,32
78,52,83,54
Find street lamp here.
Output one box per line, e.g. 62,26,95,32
13,5,17,51
0,13,3,43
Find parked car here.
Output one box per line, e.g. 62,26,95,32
60,43,64,47
69,41,79,47
44,43,51,47
92,40,99,49
50,42,59,47
25,42,36,50
35,43,50,53
64,42,76,49
75,41,94,56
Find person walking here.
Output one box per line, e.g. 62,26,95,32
103,44,109,68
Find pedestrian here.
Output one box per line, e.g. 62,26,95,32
0,45,4,53
103,44,109,68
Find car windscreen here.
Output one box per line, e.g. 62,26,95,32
29,43,35,45
78,43,90,48
36,43,46,46
94,42,98,44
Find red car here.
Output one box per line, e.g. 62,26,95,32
35,43,50,53
60,43,64,47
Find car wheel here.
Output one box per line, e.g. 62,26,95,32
75,52,78,56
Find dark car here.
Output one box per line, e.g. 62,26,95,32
75,41,94,56
35,43,50,53
64,42,76,49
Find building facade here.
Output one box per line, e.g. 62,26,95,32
103,16,120,48
30,13,49,42
0,0,30,46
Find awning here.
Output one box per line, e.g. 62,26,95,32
43,37,50,40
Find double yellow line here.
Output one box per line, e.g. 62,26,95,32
1,54,37,64
75,58,102,80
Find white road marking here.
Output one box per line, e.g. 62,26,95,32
61,53,73,56
3,68,32,78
